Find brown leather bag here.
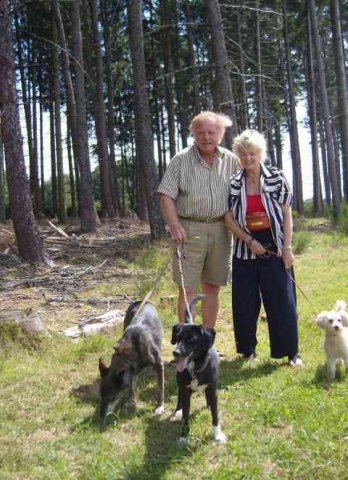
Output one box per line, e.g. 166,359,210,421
246,211,270,231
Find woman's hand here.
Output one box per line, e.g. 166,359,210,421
247,238,266,256
282,249,294,269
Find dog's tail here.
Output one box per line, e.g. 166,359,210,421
184,294,206,323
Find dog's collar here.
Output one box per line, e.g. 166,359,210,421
187,349,212,377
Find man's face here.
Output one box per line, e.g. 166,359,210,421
193,119,222,157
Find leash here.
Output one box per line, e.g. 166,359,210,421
131,250,173,321
259,246,314,309
176,241,193,322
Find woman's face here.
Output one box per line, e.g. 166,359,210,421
237,146,262,170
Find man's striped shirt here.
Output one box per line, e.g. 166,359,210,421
158,144,238,220
229,163,293,259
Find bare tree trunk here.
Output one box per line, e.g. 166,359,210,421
39,80,45,208
30,66,42,216
330,0,348,200
306,10,324,215
274,123,283,170
237,12,248,130
0,0,46,262
71,0,99,230
52,0,98,232
89,0,116,218
100,0,122,216
160,1,176,159
282,0,304,214
127,0,166,239
66,120,77,218
49,99,57,215
255,0,264,132
52,22,67,223
204,0,237,147
184,1,200,115
309,0,341,219
0,130,6,222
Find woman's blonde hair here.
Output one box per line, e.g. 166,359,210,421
232,129,267,160
189,111,232,141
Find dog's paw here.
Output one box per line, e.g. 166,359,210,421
169,409,183,422
213,426,228,443
154,405,165,416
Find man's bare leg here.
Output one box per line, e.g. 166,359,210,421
201,281,220,329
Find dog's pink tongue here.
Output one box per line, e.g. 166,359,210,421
176,358,187,373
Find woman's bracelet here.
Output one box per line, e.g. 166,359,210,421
283,246,292,251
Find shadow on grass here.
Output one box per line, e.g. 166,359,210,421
219,356,280,389
121,414,199,480
311,363,347,389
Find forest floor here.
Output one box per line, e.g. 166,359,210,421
0,217,156,334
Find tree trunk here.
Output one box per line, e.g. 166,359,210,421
127,0,166,239
89,0,116,218
306,10,324,215
30,65,42,216
66,120,77,218
0,132,6,222
309,0,341,219
330,0,348,200
0,0,46,262
52,0,98,232
204,0,237,147
160,1,176,159
183,1,200,115
282,0,304,214
52,22,67,222
39,80,45,208
70,0,99,230
100,0,122,216
255,0,264,132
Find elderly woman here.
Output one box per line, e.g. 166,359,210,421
158,111,238,328
224,129,302,366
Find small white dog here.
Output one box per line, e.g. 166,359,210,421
316,300,348,379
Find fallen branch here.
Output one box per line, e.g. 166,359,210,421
63,309,124,338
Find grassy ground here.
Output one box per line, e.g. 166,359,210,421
0,221,348,479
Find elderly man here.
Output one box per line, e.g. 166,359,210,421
157,111,238,328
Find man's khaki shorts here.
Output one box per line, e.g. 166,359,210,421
172,218,232,288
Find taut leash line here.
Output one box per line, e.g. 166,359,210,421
176,241,193,322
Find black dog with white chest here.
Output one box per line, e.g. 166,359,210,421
99,301,164,421
171,295,227,443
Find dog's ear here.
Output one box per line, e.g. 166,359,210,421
171,324,180,345
113,339,132,355
340,311,348,327
316,312,328,328
99,358,109,378
200,326,216,350
334,300,347,312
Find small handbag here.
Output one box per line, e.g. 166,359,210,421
246,211,270,231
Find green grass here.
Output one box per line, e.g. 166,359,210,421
1,224,348,479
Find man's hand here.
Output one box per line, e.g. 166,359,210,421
169,223,187,242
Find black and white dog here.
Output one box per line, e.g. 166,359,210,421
171,294,227,443
99,301,165,421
